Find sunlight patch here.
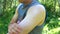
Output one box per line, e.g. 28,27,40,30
58,18,60,20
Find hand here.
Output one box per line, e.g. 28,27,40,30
8,23,21,34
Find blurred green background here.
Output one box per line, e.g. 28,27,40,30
0,0,60,34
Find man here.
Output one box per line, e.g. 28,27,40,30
8,0,46,34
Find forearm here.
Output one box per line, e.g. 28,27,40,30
10,14,18,24
10,18,17,24
18,16,41,34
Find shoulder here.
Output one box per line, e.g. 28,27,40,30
27,4,46,14
16,3,23,10
15,3,23,14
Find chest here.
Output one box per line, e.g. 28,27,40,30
18,5,29,21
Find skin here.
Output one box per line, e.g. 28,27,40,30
8,0,46,34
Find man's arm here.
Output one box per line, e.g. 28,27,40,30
10,9,18,24
18,5,46,34
10,3,22,24
8,9,19,34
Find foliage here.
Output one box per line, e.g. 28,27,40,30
0,0,60,34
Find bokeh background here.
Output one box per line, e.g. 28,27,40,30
0,0,60,34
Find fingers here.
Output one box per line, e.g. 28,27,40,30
13,26,21,33
8,23,21,34
8,26,12,34
14,23,21,31
12,23,21,32
11,29,18,34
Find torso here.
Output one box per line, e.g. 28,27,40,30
17,0,45,34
